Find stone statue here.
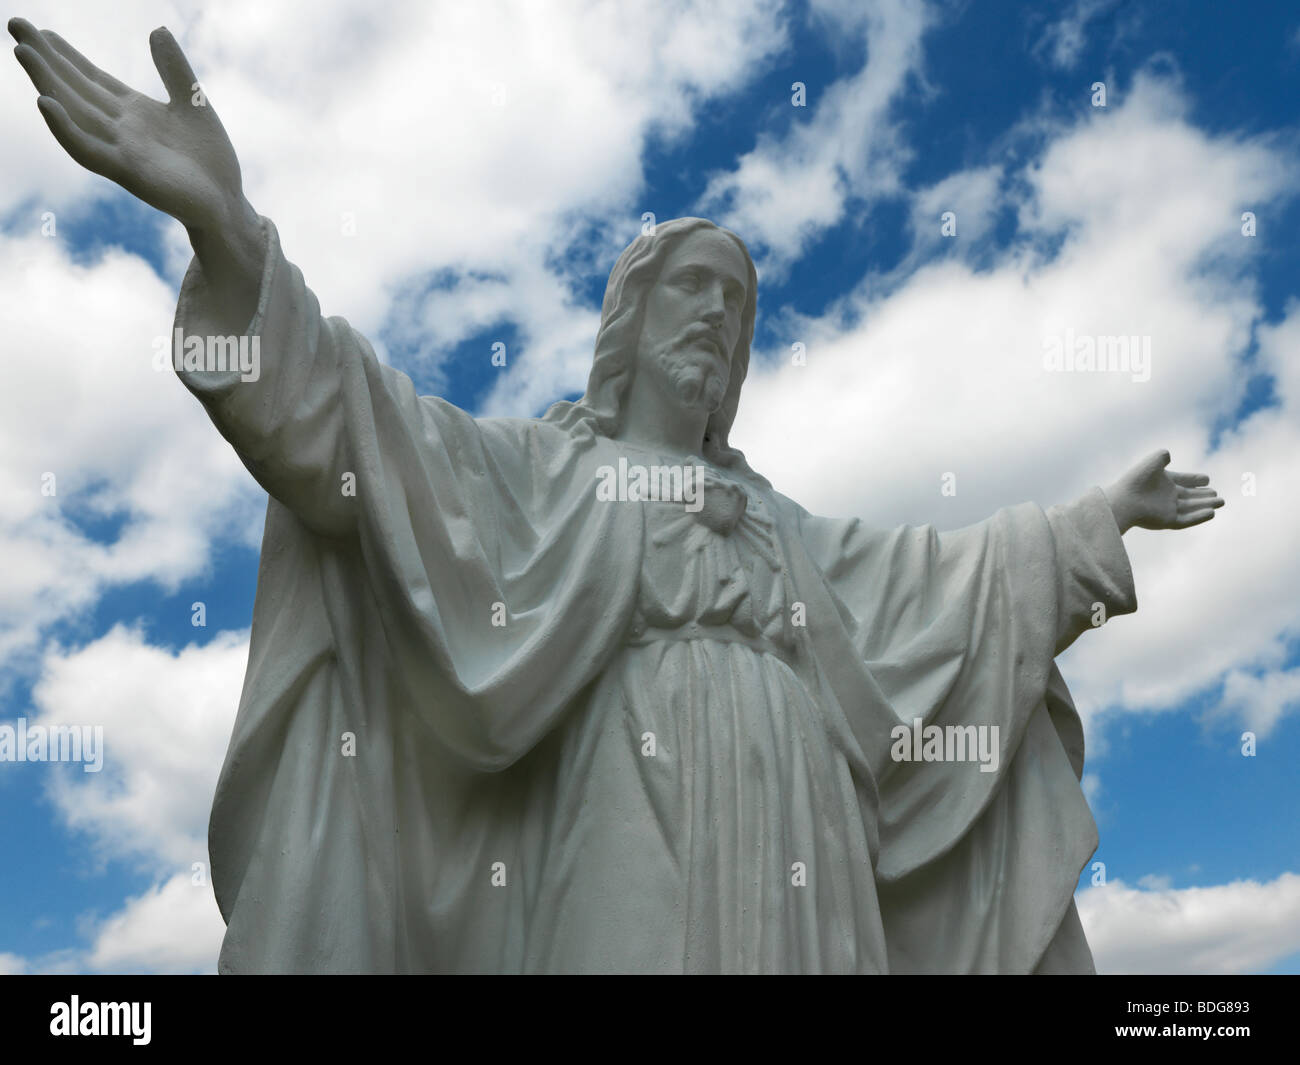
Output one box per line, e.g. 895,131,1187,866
10,20,1224,974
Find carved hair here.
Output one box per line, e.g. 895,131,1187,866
542,217,765,482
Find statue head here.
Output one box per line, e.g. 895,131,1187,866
544,217,761,475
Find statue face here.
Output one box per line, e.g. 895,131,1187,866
636,229,750,416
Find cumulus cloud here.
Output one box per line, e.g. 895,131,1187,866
8,875,225,975
83,872,225,974
1081,772,1102,806
30,624,247,869
726,67,1299,746
0,0,792,670
907,165,1004,256
698,0,934,273
1216,667,1300,738
0,230,264,671
1079,874,1300,974
167,0,785,418
0,626,245,973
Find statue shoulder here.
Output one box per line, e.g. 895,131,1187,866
474,412,572,451
413,399,578,464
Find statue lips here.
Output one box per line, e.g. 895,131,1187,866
682,326,726,368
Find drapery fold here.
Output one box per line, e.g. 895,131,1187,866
176,219,1135,973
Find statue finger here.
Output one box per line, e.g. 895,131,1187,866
1174,508,1217,528
45,30,131,105
38,35,122,119
11,24,119,118
35,95,117,178
15,44,116,140
13,39,61,95
1168,470,1209,487
1144,449,1173,474
6,15,41,45
149,26,199,106
1178,486,1218,500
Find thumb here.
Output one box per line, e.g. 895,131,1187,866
150,26,198,104
1141,448,1172,475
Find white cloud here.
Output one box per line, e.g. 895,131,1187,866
192,0,787,323
1034,0,1119,71
1081,772,1102,805
83,872,224,974
1079,874,1300,974
1217,667,1300,738
30,624,247,870
7,874,225,975
0,0,792,666
726,67,1300,747
698,0,934,273
0,231,264,671
907,165,1004,254
0,625,245,973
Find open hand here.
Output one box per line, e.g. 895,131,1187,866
1104,450,1224,533
9,18,248,236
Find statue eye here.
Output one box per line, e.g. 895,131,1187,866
676,271,701,291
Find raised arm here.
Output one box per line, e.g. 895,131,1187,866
9,19,264,323
10,20,387,537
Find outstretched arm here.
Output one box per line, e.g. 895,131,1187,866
9,18,264,325
10,20,382,537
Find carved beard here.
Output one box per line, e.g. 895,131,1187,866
651,337,729,413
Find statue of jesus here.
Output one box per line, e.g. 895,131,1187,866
10,20,1224,974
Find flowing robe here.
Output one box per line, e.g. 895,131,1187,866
176,219,1137,973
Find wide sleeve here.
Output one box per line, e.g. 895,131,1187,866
173,216,366,538
789,491,1137,971
1046,486,1137,654
794,490,1135,804
191,221,643,972
176,218,641,773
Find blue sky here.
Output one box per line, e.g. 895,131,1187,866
1,0,1298,973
